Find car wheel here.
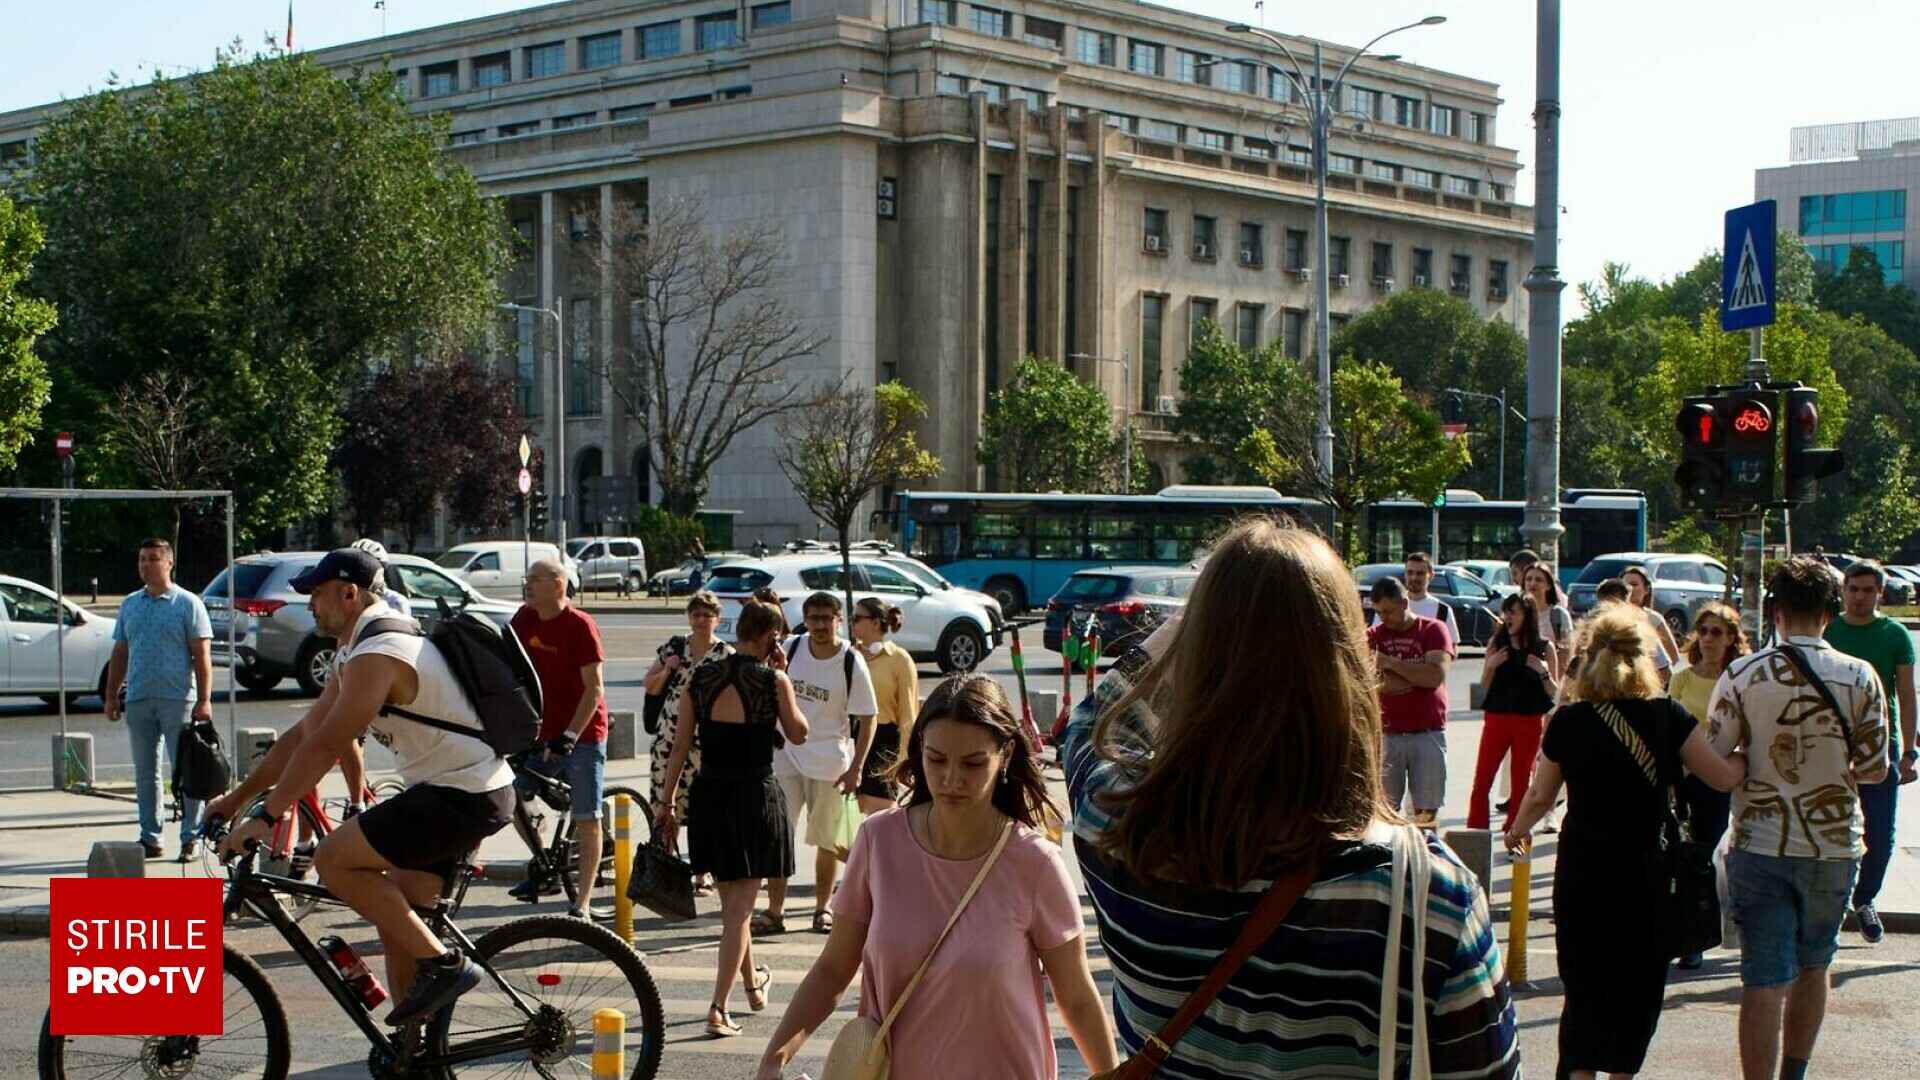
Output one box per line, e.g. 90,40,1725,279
235,669,283,694
1664,608,1688,638
983,576,1027,615
937,623,988,674
628,571,646,593
295,637,337,696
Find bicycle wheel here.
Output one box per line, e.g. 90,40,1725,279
39,944,291,1080
202,798,332,923
433,915,664,1080
559,785,650,921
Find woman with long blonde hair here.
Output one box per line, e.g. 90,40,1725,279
1060,516,1519,1077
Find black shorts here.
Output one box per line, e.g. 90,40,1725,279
355,783,514,880
857,723,903,801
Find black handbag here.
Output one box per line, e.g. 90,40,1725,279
642,636,688,735
173,720,233,801
1595,701,1720,960
626,839,697,922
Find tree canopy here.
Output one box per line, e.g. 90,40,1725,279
0,194,55,472
978,357,1136,493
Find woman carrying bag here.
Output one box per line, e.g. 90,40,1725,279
1469,594,1560,831
755,675,1116,1079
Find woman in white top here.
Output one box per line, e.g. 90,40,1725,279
1523,563,1575,672
1620,566,1681,684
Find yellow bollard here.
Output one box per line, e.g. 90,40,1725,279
592,1007,625,1079
614,793,634,945
1507,836,1530,985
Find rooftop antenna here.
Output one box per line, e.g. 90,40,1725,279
375,0,387,37
1254,1,1264,30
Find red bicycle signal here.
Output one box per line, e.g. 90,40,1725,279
1732,404,1771,435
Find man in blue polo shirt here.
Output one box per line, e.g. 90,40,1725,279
105,537,214,860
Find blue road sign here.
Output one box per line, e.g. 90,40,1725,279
1722,200,1777,331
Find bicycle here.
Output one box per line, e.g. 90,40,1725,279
195,776,408,923
505,752,649,922
38,814,667,1080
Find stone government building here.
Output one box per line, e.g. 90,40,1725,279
0,0,1532,542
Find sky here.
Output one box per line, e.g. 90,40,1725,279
0,1,1910,307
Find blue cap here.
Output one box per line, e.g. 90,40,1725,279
289,548,382,594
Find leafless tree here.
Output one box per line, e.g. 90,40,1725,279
106,370,246,545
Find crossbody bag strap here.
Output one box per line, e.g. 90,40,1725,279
869,820,1014,1055
1128,862,1320,1072
1597,701,1684,845
1778,644,1855,753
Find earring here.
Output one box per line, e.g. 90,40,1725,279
998,769,1010,785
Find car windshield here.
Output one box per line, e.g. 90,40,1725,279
1054,575,1126,603
1572,557,1639,585
202,563,275,599
434,550,475,570
706,566,774,594
886,559,948,590
566,540,591,558
1353,565,1405,586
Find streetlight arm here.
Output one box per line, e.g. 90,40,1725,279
1230,27,1313,106
1330,19,1442,91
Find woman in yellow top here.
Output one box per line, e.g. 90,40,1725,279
851,597,920,815
1664,600,1749,970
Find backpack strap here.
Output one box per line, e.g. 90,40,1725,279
351,617,487,744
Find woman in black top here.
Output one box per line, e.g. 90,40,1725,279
656,598,811,1038
1468,594,1560,830
1505,606,1746,1080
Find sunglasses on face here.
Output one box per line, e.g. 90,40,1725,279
1696,624,1727,638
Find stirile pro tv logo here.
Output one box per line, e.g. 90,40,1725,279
49,878,225,1035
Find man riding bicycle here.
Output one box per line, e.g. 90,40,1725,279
210,547,515,1025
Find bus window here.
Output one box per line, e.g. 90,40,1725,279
1089,515,1149,561
971,513,1029,559
1034,514,1084,558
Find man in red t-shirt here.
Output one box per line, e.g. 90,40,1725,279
508,557,609,917
1366,575,1454,825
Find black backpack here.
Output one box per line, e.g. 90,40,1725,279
173,721,233,801
355,599,544,757
785,635,857,696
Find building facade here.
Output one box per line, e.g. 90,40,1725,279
0,0,1533,542
1757,117,1920,287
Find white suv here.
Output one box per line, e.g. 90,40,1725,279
704,554,1001,672
567,536,648,592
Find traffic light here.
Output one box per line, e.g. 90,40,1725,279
1722,390,1777,507
1674,395,1727,510
1782,386,1845,504
528,490,549,535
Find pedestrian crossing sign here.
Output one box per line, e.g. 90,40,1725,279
1721,200,1777,331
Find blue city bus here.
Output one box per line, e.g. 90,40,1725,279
1363,489,1648,584
889,486,1333,613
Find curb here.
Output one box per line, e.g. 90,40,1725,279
0,906,50,937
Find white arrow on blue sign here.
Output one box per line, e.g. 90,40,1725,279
1721,200,1777,331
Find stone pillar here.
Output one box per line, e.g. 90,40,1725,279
599,182,623,498
540,190,562,508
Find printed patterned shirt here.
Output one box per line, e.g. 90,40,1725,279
1707,636,1889,860
111,584,211,702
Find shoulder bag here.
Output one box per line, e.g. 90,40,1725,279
820,820,1013,1080
642,635,688,735
1595,700,1720,960
173,720,232,801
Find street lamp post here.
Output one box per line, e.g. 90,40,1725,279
1442,386,1527,499
499,300,567,550
1224,17,1446,493
1068,352,1132,492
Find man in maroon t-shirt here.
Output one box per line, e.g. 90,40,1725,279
1366,575,1454,824
508,557,609,917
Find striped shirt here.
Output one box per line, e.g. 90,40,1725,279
1062,648,1521,1079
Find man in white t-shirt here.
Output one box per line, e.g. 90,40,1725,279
761,590,877,935
1404,551,1462,644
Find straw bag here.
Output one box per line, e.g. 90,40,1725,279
820,822,1012,1080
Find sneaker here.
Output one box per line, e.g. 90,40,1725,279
1676,951,1704,970
178,840,199,862
386,950,481,1026
288,842,316,883
508,876,560,902
1857,903,1885,944
141,840,164,860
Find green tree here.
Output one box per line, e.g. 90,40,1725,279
978,357,1133,492
1663,231,1815,328
1837,416,1920,556
1171,324,1316,490
1812,246,1920,355
777,381,941,612
0,194,55,471
21,45,510,540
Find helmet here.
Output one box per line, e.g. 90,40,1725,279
350,537,390,564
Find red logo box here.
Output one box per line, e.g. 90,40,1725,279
49,878,225,1035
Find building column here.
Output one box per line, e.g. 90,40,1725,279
969,95,989,490
599,183,621,493
540,190,562,514
1088,114,1113,396
1042,108,1069,364
1005,103,1030,372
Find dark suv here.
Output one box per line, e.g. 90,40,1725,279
1043,567,1198,659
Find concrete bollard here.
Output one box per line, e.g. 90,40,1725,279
606,710,639,761
236,728,277,780
1028,689,1060,731
52,732,95,791
88,841,147,879
1441,828,1494,903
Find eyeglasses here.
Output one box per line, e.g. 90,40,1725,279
803,614,836,625
1696,625,1728,638
851,613,876,623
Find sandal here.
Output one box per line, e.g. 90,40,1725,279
694,876,716,899
745,964,773,1012
705,1004,741,1038
812,909,833,934
750,910,785,936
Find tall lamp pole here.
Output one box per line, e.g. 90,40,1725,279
499,301,566,549
1442,386,1527,499
1224,17,1446,493
1520,0,1567,564
1068,352,1132,492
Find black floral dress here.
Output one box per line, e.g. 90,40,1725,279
649,638,733,822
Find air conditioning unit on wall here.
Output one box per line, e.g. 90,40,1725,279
1293,266,1312,282
1144,234,1164,252
1193,242,1211,259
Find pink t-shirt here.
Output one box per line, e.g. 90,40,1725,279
831,807,1084,1080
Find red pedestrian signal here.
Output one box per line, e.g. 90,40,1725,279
1674,396,1729,510
1678,401,1723,447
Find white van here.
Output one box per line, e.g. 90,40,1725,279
435,541,579,599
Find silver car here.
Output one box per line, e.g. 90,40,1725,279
566,536,648,592
1567,552,1732,635
204,551,520,695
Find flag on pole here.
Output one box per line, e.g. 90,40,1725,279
286,2,294,49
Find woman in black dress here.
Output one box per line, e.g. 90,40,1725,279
1505,605,1745,1080
656,598,810,1038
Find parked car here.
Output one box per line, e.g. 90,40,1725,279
875,553,1006,627
204,552,520,695
435,540,578,599
1042,567,1198,660
1816,553,1915,605
0,575,115,706
1566,552,1731,635
645,551,749,597
702,554,1001,673
1445,559,1521,598
566,536,647,593
1353,563,1501,648
1884,565,1920,605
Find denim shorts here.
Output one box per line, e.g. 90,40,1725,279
513,739,607,821
1726,849,1858,988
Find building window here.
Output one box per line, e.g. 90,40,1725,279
450,129,487,146
1021,15,1063,48
751,2,791,29
1284,228,1307,272
610,103,655,121
1270,70,1294,102
1283,309,1306,358
1407,168,1439,189
1191,297,1217,341
1238,222,1263,268
1143,208,1168,253
1449,254,1472,294
1217,61,1255,94
1371,242,1394,282
1329,236,1351,278
1489,260,1509,298
1175,50,1210,85
0,139,28,166
1445,175,1479,196
580,32,622,69
1129,41,1163,76
916,0,956,25
419,62,457,98
969,6,1010,36
1328,153,1360,174
553,112,596,129
568,298,600,416
1139,118,1180,143
1284,145,1311,167
1348,87,1381,119
1810,240,1906,284
499,120,542,138
472,53,510,89
1236,304,1263,351
1413,248,1435,286
977,81,1008,102
1011,87,1044,108
1140,295,1164,412
1367,161,1399,182
1190,129,1228,152
937,73,968,95
1393,95,1419,127
1428,105,1457,137
669,92,714,107
720,84,753,100
697,12,740,50
1075,29,1114,66
511,310,539,417
1192,215,1217,259
1799,190,1906,236
1468,112,1488,143
1241,137,1274,159
640,21,681,58
525,42,565,78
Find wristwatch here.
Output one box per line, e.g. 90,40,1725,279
1901,748,1918,764
248,800,279,826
